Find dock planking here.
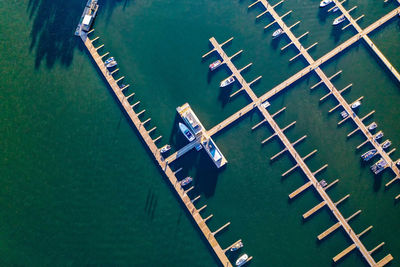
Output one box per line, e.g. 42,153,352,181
204,36,386,266
80,34,233,267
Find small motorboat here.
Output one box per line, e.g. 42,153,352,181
381,140,391,149
180,177,193,187
370,158,387,175
333,15,346,26
230,241,243,252
374,131,384,141
220,76,235,87
261,101,270,109
332,7,339,12
195,143,203,151
272,28,284,38
361,149,377,161
340,111,348,119
236,254,249,266
397,160,400,167
368,122,377,131
104,57,114,65
319,179,328,187
160,144,171,153
320,0,333,7
351,100,361,109
179,122,195,142
209,60,222,71
106,60,117,68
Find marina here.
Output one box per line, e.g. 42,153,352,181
68,0,399,266
202,35,393,266
205,1,400,200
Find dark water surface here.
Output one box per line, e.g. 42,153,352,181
0,0,399,266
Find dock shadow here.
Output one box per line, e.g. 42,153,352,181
27,0,131,69
194,151,224,198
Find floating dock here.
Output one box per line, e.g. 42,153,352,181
203,34,393,266
175,103,227,168
206,7,400,138
79,32,234,267
75,0,98,36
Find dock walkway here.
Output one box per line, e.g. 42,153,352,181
333,0,400,83
206,7,400,137
207,3,400,199
80,33,233,267
205,37,392,266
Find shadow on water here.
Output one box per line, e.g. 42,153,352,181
27,0,131,69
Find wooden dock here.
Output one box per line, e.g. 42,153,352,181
332,0,400,83
206,7,400,138
206,3,400,200
203,36,392,266
80,33,233,267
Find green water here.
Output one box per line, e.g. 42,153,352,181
0,0,399,266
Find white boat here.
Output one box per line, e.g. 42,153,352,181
180,177,193,186
368,122,377,131
351,100,361,109
320,0,333,7
236,254,249,266
106,60,117,68
332,7,339,12
261,101,270,109
209,60,222,71
160,144,171,153
340,111,348,119
104,57,114,65
381,140,391,149
333,15,346,26
179,122,195,142
220,76,235,87
272,28,283,38
230,241,243,252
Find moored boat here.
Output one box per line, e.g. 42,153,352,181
160,144,171,153
230,241,243,252
106,60,117,68
374,131,384,141
370,158,387,175
340,111,348,119
319,179,328,187
272,28,284,38
209,60,222,71
104,57,114,65
179,122,195,142
368,122,377,131
381,140,391,149
261,101,270,109
236,254,249,266
333,15,346,25
351,100,361,109
320,0,333,7
361,149,377,161
332,7,339,12
180,176,193,186
220,76,235,87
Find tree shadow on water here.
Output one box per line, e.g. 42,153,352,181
27,0,131,69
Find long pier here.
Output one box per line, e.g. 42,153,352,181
206,7,400,138
206,2,400,199
80,33,233,267
332,0,400,83
203,37,392,266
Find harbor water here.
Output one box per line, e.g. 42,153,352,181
0,0,399,266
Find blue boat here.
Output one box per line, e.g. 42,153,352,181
361,149,377,161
